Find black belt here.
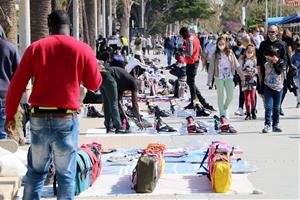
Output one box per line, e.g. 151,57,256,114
31,107,75,114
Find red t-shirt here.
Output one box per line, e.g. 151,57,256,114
6,35,102,120
184,34,200,64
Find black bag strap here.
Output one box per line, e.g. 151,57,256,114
197,148,209,175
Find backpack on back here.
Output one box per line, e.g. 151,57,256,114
199,141,233,193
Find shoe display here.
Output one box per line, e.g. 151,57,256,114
195,103,210,117
87,105,104,118
156,116,176,133
184,102,194,110
220,116,237,133
213,115,221,131
186,116,205,134
272,126,282,132
262,125,272,133
154,105,169,117
202,102,216,111
125,105,135,118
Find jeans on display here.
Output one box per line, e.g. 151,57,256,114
264,85,283,127
22,115,78,200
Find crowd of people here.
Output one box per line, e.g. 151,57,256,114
0,9,300,200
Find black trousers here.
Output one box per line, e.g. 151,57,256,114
186,62,207,104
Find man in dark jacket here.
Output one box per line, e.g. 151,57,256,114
0,25,20,139
257,25,287,115
164,33,175,65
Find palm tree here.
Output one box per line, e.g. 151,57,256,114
52,0,62,11
119,0,132,38
85,0,97,48
0,0,17,44
30,0,51,42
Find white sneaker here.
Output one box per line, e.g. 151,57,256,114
225,110,230,119
234,108,244,116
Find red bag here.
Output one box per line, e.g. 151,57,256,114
78,142,102,186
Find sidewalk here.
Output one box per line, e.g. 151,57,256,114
70,53,299,200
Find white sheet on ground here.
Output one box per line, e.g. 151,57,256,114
78,174,256,197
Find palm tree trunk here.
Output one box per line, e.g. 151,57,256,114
51,0,62,11
0,0,17,44
30,0,51,42
119,0,131,38
85,0,96,48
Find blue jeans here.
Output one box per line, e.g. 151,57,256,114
264,86,283,127
22,114,78,200
0,99,7,139
166,49,174,66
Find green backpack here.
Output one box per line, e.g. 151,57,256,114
132,154,159,193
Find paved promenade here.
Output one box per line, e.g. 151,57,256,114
63,53,299,200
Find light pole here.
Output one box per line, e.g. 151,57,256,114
265,0,268,30
19,0,31,55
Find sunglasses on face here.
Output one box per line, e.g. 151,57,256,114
268,31,276,34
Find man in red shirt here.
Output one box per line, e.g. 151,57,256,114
179,27,215,110
5,10,102,199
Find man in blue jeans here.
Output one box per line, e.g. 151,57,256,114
5,10,102,199
0,25,20,139
164,33,175,66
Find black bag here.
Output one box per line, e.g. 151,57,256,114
83,90,103,104
169,66,186,78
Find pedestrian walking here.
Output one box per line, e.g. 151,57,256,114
291,41,300,108
208,37,244,119
260,47,285,133
0,25,20,140
239,44,257,120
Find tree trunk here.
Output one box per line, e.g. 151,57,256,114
0,0,17,44
30,0,51,42
119,0,131,38
85,0,96,48
51,0,62,11
81,0,90,44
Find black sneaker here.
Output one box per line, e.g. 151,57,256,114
125,105,135,118
156,117,176,132
106,129,115,134
202,103,216,111
184,102,194,110
87,105,104,118
195,104,210,117
272,126,282,132
115,128,130,134
154,106,169,117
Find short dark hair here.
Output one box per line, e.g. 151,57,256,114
264,47,278,57
179,27,189,37
48,10,70,28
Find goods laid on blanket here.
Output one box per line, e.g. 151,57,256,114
99,141,256,194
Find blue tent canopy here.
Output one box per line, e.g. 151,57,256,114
278,13,300,25
267,17,285,26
